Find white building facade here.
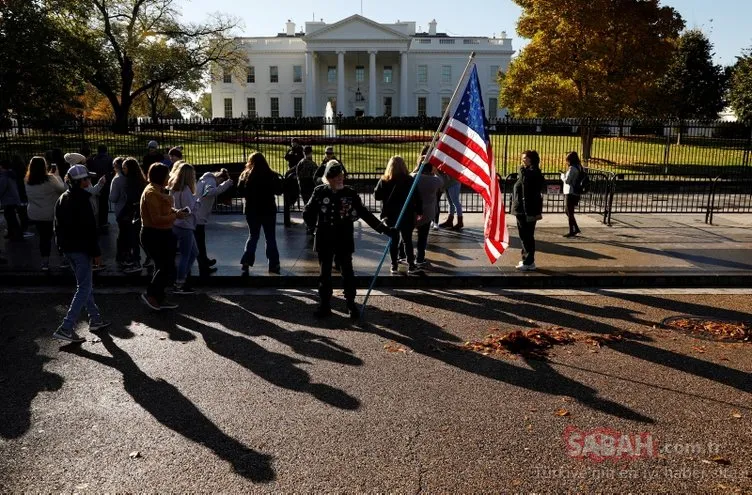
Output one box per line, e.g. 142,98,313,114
211,15,514,119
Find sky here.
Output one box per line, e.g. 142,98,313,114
179,0,752,66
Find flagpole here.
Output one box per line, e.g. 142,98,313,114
359,51,478,319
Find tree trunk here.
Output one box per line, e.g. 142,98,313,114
580,119,594,161
112,96,132,134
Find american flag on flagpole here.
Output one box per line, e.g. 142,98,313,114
428,65,509,263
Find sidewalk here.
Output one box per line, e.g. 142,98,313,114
1,212,751,288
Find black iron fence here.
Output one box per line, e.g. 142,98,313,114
2,117,751,177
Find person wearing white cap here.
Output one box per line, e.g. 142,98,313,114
51,163,110,342
142,140,162,175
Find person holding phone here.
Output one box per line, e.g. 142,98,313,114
139,163,188,311
168,161,199,294
25,156,66,270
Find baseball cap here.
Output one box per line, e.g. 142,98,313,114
303,145,313,154
324,160,344,179
325,146,334,154
147,140,159,149
66,164,94,181
168,147,183,158
64,152,87,165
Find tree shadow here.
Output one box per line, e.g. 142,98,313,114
352,306,654,423
170,294,361,410
64,332,275,483
600,239,752,271
0,338,64,439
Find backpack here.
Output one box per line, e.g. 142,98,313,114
574,166,590,195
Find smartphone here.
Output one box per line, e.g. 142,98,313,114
50,163,57,172
179,206,191,215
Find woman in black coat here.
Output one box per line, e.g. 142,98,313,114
512,150,545,271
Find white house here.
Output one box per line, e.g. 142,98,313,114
211,15,514,119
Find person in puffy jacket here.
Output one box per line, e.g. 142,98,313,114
168,161,199,294
304,160,392,320
560,151,582,238
194,168,233,277
25,156,66,270
52,164,110,343
511,150,546,271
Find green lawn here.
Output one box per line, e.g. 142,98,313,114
2,127,748,177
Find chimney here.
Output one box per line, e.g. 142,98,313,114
501,31,507,38
286,20,295,36
428,19,437,36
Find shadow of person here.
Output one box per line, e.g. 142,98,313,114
0,339,64,439
352,308,654,424
64,332,275,483
174,299,359,410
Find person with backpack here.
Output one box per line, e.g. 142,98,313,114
561,151,584,238
195,167,233,277
512,150,545,271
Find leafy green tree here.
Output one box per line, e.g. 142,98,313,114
50,0,246,133
0,0,81,125
195,92,213,119
728,50,752,122
501,0,684,158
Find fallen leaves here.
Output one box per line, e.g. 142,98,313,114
663,317,751,343
384,343,411,354
554,408,571,417
702,456,732,466
129,451,141,459
731,411,742,419
462,327,623,358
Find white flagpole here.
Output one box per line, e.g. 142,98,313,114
360,51,478,319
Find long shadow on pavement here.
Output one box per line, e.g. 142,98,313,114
64,332,276,483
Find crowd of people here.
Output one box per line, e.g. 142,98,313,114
0,138,586,340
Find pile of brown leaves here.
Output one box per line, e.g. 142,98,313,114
664,317,751,343
463,327,623,358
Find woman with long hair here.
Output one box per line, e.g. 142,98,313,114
237,152,283,275
168,161,199,293
561,151,582,237
139,163,188,311
122,157,148,271
512,150,545,271
374,155,422,274
411,151,443,267
25,156,66,270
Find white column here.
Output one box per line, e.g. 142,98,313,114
337,50,346,116
305,51,314,116
311,53,318,115
368,50,378,117
400,50,409,116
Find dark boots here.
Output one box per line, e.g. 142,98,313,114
439,213,454,228
451,215,464,231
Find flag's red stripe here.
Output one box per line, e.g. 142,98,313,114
434,141,492,190
444,124,490,164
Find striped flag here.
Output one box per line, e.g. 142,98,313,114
428,65,509,263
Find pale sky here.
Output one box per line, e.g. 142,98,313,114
180,0,751,66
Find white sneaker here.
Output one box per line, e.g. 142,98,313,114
431,222,439,231
516,262,536,271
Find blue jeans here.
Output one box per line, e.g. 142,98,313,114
446,183,463,215
61,252,101,330
173,226,198,282
241,213,280,268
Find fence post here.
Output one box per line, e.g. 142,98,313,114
503,117,509,178
744,122,752,168
663,120,672,175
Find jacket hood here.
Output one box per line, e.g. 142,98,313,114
199,172,217,183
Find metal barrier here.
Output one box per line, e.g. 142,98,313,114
706,177,752,224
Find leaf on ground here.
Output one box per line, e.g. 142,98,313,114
710,456,731,465
691,346,706,353
384,343,410,353
665,318,751,342
731,411,742,419
554,408,570,417
129,451,141,459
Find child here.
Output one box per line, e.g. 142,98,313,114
303,161,392,320
195,168,233,277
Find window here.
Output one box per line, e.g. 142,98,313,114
246,66,255,83
417,97,427,117
490,65,500,84
293,97,303,118
417,65,428,84
222,70,232,84
246,97,256,118
293,65,302,83
355,65,364,83
270,66,279,83
383,66,393,84
383,96,392,117
270,97,279,118
223,98,233,118
327,66,336,83
441,97,450,114
488,97,498,119
441,65,452,84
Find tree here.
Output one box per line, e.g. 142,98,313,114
195,92,213,119
0,0,81,125
728,50,752,122
656,29,726,143
500,0,684,158
50,0,246,133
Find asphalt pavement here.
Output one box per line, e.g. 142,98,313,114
0,288,750,492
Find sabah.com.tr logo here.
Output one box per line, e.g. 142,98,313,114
563,426,656,463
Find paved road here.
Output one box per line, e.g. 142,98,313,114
1,288,750,492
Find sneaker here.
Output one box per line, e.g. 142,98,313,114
407,264,422,275
390,264,399,274
89,320,111,333
92,264,106,272
173,284,196,295
23,231,35,239
140,293,161,311
52,327,86,343
431,222,439,231
347,303,360,321
397,257,408,265
200,266,218,277
123,263,142,274
143,258,154,268
516,262,536,272
241,264,250,277
207,259,217,267
415,260,429,268
313,306,332,318
563,232,576,238
41,261,50,272
268,265,281,275
160,300,179,310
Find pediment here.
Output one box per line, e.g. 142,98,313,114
303,15,411,42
